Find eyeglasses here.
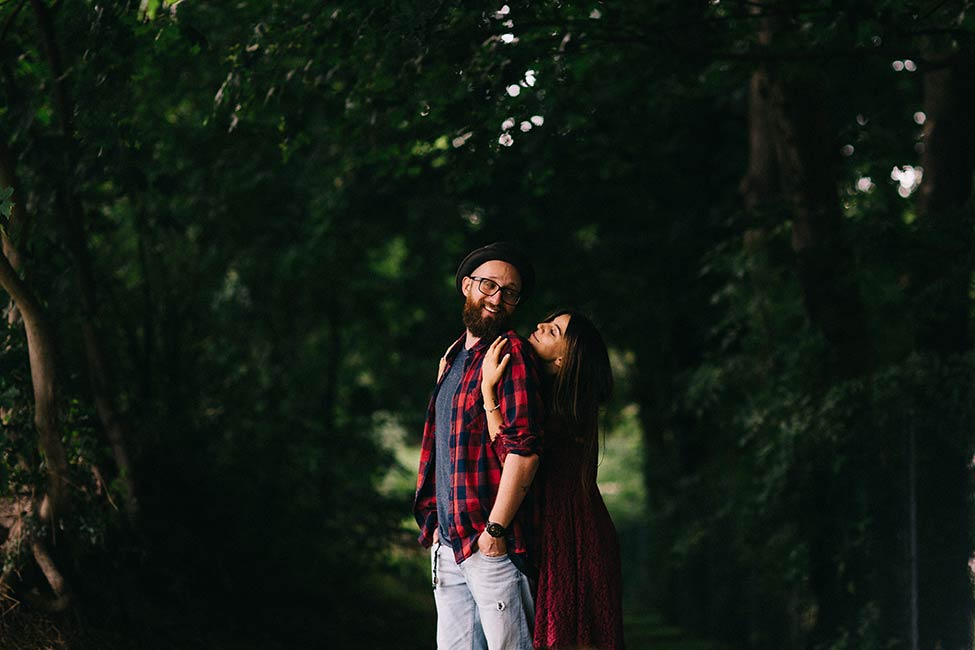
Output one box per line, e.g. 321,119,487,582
469,276,522,306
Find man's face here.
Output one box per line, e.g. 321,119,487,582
461,260,522,340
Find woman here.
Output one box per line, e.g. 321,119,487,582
481,309,625,650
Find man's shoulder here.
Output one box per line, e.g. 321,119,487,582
501,330,530,350
498,331,543,401
501,331,539,364
443,333,466,361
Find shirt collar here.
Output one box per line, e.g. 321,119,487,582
445,329,516,362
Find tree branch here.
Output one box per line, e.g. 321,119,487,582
0,0,26,44
29,0,140,521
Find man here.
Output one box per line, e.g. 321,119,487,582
414,242,544,650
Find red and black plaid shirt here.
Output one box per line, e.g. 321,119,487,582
413,329,544,567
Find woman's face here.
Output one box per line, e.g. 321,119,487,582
528,313,571,372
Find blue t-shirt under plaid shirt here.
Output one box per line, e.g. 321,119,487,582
435,344,469,544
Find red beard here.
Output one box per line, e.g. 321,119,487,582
462,294,511,340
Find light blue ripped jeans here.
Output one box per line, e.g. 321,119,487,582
431,541,534,650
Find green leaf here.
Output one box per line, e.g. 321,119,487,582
0,186,14,218
143,0,162,21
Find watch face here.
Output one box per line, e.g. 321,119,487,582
486,522,505,538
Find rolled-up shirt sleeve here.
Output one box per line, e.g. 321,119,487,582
494,335,544,461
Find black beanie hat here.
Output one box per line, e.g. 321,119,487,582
455,242,535,301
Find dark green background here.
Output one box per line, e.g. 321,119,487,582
0,2,972,649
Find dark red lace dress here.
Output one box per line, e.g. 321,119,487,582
532,425,625,650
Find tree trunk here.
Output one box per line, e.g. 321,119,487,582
0,495,73,610
739,13,780,214
739,19,814,650
0,229,68,524
0,140,27,326
767,75,871,379
914,51,974,352
912,48,975,650
739,5,874,646
29,536,72,611
739,11,785,378
30,0,139,520
0,142,71,606
0,241,74,607
917,57,974,217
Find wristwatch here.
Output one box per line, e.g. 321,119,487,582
485,521,507,538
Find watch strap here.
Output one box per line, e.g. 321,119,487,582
485,521,507,538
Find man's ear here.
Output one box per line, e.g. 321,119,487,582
461,276,472,297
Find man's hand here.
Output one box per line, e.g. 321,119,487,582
477,530,508,557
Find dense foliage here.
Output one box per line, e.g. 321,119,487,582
0,1,972,649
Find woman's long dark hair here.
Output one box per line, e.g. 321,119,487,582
543,309,613,487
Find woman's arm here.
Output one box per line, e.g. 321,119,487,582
481,336,511,442
437,340,459,382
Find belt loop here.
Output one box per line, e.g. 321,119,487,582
432,541,441,589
